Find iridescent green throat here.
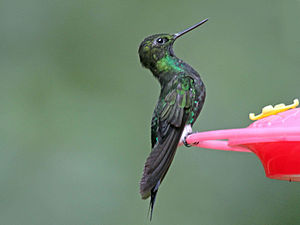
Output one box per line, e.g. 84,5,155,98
156,55,184,73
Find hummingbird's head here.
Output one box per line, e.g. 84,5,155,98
138,18,208,72
138,33,175,70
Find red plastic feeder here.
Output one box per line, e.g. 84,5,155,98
185,101,300,182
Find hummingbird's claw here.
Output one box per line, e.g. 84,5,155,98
183,133,192,147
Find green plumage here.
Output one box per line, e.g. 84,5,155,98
138,19,208,219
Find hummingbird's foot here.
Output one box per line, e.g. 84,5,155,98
183,133,192,147
181,124,193,147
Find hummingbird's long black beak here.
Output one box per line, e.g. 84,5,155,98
174,18,208,40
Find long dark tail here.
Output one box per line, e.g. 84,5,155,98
148,180,160,221
140,113,188,220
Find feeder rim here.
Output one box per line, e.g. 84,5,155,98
183,127,300,153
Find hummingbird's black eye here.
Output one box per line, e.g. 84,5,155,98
157,38,164,44
156,37,169,45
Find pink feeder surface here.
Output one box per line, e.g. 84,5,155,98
185,108,300,181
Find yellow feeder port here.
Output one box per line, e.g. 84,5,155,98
249,99,299,121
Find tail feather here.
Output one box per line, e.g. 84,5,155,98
140,128,181,198
148,180,160,221
140,112,189,219
140,128,182,220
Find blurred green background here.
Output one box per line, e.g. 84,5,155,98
1,0,300,224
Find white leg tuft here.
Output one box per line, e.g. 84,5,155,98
180,124,192,143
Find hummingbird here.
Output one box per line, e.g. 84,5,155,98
138,18,208,219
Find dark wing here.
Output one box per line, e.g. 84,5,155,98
140,77,194,199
